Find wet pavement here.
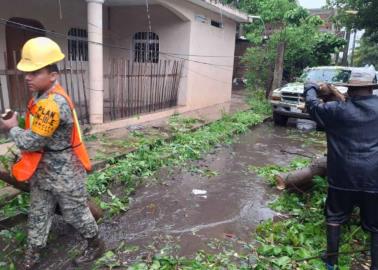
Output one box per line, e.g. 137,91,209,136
100,123,322,254
24,122,326,269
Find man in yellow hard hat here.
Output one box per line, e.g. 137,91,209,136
0,37,104,269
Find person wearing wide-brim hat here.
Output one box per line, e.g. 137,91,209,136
304,67,378,270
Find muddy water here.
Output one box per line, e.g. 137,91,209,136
33,122,325,269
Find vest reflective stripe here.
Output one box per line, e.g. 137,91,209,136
29,115,34,127
72,109,83,142
49,84,92,172
12,83,92,182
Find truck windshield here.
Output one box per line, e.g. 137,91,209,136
299,69,351,83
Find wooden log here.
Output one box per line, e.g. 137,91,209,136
0,171,103,221
0,170,30,192
275,156,327,190
0,186,21,206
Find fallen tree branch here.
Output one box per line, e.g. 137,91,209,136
275,156,327,190
0,170,103,221
279,149,315,159
0,170,30,192
0,186,22,206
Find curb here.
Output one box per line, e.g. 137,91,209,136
91,112,271,173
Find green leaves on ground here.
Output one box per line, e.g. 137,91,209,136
87,92,270,216
252,158,310,186
254,176,369,269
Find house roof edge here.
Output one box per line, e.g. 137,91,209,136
186,0,251,23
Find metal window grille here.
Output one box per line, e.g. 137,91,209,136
133,32,159,63
68,28,88,61
211,20,223,28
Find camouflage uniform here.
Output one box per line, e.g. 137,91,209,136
9,84,98,248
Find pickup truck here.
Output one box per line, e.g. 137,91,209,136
270,66,354,126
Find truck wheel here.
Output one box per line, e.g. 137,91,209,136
316,124,325,132
273,112,288,126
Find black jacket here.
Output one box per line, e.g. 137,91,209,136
304,83,378,192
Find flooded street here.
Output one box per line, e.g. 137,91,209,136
34,122,325,269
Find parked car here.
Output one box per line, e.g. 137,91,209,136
269,66,376,126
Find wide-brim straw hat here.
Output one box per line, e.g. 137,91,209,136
333,67,378,88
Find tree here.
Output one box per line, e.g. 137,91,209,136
240,0,345,92
328,0,378,42
353,37,378,67
313,33,346,65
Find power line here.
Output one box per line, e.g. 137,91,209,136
163,54,232,84
85,20,245,58
0,19,236,79
0,17,243,69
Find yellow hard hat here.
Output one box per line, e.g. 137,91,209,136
17,37,65,72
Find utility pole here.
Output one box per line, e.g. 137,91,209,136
341,28,351,66
350,29,357,66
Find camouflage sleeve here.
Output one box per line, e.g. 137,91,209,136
9,127,48,152
54,95,73,125
8,94,72,152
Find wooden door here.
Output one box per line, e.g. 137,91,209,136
5,17,45,111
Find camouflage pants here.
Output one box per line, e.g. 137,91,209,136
27,183,98,248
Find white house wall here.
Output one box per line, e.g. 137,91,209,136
188,13,236,109
106,1,237,111
106,4,190,106
159,0,237,110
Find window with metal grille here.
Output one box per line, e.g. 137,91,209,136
133,32,159,63
211,20,223,28
68,28,88,61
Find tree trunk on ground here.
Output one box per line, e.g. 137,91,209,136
269,42,285,97
0,171,30,192
0,186,22,206
275,156,327,190
0,171,103,221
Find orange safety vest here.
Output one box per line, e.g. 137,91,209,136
12,83,92,182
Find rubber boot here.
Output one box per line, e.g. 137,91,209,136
74,236,105,265
23,246,41,270
322,225,341,270
371,233,378,270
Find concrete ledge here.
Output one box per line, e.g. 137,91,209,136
89,106,188,134
89,101,235,135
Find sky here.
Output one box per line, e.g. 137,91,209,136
297,0,327,9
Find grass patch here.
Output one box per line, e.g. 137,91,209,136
251,158,311,186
